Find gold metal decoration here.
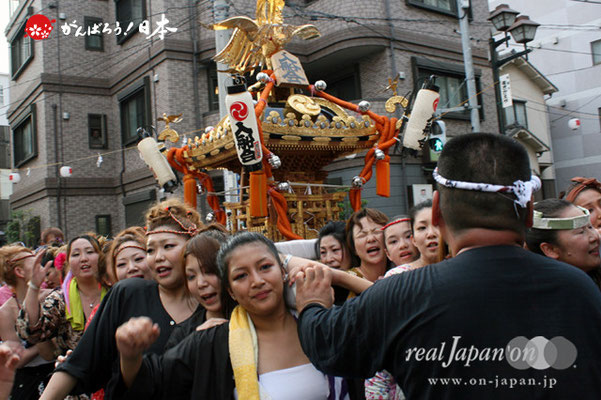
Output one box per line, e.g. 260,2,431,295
385,96,409,114
312,98,351,125
384,74,409,114
211,0,320,74
286,94,321,116
157,113,183,143
386,75,400,96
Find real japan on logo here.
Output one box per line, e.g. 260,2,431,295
404,335,578,370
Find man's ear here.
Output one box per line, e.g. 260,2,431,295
525,198,534,228
432,190,442,227
540,242,560,260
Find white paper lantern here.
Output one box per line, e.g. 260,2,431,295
59,166,73,177
568,118,581,131
9,173,21,183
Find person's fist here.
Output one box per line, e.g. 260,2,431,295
115,317,160,360
295,264,334,313
0,341,22,370
54,349,73,368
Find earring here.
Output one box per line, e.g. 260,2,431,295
283,273,289,283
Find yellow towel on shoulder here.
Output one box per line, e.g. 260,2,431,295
229,305,260,400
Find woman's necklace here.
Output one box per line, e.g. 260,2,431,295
80,290,100,309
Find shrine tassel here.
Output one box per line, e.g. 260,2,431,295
376,155,391,198
250,170,268,217
268,188,302,240
350,189,361,212
183,174,198,208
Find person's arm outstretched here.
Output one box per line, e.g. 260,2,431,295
115,317,160,388
288,257,373,294
22,252,52,328
295,265,400,379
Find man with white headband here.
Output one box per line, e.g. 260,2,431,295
296,133,601,399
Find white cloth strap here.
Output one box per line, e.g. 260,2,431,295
432,168,541,208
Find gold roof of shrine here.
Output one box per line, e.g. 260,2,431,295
181,94,378,177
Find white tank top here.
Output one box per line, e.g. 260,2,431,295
234,363,329,400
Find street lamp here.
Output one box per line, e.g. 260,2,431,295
489,4,519,32
507,16,540,45
488,4,539,135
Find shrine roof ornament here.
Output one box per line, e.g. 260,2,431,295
211,0,320,74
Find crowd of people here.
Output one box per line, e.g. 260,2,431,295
0,133,600,399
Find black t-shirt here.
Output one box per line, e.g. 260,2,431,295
299,245,601,399
56,278,204,397
114,323,235,400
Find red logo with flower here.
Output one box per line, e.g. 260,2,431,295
229,101,249,122
24,14,56,40
433,98,439,112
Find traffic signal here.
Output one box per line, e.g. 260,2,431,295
427,120,446,162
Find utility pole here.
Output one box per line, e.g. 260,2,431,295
456,0,480,132
213,0,238,213
214,0,231,118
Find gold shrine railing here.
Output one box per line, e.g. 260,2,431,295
224,189,347,241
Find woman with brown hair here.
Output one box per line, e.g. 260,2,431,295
17,234,108,357
0,245,55,399
346,208,390,283
108,227,151,282
562,177,601,233
40,198,205,400
385,200,442,277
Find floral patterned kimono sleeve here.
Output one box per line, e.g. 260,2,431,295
16,289,70,347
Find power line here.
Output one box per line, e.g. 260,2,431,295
550,93,601,122
509,43,597,57
570,0,601,4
